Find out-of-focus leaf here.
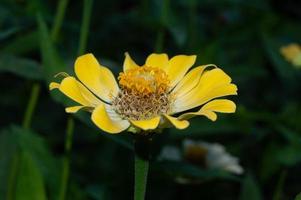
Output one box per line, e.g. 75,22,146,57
272,171,286,200
261,33,296,82
0,26,22,40
0,31,39,55
0,54,43,80
240,174,262,200
37,13,67,84
277,145,301,166
295,192,301,200
276,126,301,146
0,126,60,200
275,126,301,166
0,128,18,199
86,185,107,200
15,151,47,200
259,142,281,182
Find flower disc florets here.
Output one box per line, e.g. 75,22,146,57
112,66,171,120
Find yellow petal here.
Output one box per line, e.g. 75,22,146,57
171,64,216,99
145,53,169,69
75,53,119,103
179,99,236,121
58,76,102,107
49,82,60,90
91,104,130,134
165,55,196,88
163,114,189,129
65,106,86,113
123,52,140,72
173,68,237,113
130,116,161,131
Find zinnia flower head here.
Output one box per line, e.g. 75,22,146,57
50,53,237,134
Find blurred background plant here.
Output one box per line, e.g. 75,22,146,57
0,0,301,199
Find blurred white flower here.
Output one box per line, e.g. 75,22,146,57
184,140,243,175
159,145,181,161
160,139,244,175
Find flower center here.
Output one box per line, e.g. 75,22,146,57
184,145,208,167
112,66,171,120
118,66,169,95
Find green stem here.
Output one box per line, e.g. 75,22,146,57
134,136,151,200
22,83,41,129
51,0,70,42
134,155,149,200
77,0,94,55
6,153,20,200
58,117,74,200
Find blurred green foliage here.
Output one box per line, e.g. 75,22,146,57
0,0,301,199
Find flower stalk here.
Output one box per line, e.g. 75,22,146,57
58,117,74,200
134,135,152,200
22,83,41,129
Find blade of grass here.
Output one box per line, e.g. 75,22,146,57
22,84,41,130
6,153,20,200
58,118,74,200
51,0,70,42
78,0,94,55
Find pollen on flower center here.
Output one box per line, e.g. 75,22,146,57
112,66,172,121
118,66,170,95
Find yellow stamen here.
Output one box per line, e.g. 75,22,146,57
118,66,170,95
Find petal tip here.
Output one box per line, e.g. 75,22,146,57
49,82,60,90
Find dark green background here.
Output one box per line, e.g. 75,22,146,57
1,0,301,199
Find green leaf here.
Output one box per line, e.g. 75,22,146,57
15,151,47,200
0,128,18,199
259,142,281,182
37,13,67,84
240,174,263,200
0,54,43,80
261,33,296,82
277,145,301,166
272,171,287,200
0,126,60,200
295,192,301,200
0,31,39,55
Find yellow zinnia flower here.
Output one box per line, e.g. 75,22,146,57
49,53,237,134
